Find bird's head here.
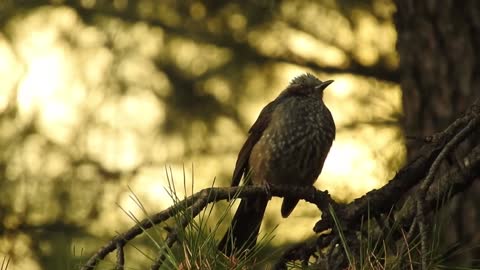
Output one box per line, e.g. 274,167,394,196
287,73,334,98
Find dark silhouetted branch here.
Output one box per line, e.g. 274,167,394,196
81,95,479,269
80,185,334,270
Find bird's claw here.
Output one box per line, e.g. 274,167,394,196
262,182,272,200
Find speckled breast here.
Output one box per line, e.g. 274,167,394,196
250,95,335,187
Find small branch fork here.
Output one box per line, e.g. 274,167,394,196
81,100,480,270
415,102,480,270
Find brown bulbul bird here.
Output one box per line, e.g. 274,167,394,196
218,73,336,255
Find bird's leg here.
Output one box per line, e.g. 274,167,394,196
261,180,272,200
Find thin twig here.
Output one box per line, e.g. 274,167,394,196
416,114,480,269
115,241,124,270
81,185,333,269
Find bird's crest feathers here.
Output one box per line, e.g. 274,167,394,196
289,73,323,87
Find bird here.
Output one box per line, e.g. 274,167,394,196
218,73,336,255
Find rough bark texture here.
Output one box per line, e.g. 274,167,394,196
394,0,480,265
395,1,480,147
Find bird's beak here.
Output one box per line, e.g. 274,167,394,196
315,80,334,91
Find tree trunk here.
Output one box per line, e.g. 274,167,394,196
394,0,480,265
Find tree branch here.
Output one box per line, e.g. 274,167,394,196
81,100,480,269
80,185,334,270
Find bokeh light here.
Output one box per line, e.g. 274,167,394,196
0,1,402,268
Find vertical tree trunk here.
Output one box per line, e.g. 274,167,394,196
394,0,480,265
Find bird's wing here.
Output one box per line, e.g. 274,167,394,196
231,100,278,187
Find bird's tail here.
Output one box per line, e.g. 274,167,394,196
280,197,299,218
218,196,268,256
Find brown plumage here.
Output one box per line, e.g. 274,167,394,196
219,73,336,255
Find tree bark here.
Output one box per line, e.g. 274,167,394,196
394,0,480,265
395,1,480,149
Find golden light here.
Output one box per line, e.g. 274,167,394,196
17,53,64,116
202,77,232,103
328,76,354,98
119,166,179,217
321,136,381,200
286,29,346,66
0,3,404,268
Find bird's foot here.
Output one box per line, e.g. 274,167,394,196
262,182,272,200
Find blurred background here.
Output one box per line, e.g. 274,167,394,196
0,0,444,269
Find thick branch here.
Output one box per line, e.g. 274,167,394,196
314,100,480,233
82,101,479,269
